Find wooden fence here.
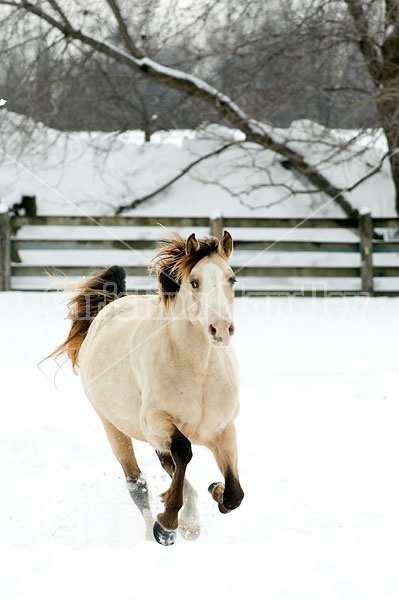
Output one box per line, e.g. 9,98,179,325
1,210,399,296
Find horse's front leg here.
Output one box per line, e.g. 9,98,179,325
143,409,193,545
156,451,201,540
207,424,244,513
155,429,193,545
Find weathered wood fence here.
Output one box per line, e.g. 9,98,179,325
1,209,399,295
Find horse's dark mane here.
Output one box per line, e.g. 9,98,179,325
150,233,220,304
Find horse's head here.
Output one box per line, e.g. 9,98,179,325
151,230,237,347
181,231,236,347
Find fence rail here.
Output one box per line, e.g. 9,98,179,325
2,208,399,295
10,214,399,228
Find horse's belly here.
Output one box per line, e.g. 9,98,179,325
79,309,145,440
82,362,145,440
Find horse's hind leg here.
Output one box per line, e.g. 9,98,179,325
157,452,201,541
100,417,154,540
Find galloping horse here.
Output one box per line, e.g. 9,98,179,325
51,231,244,545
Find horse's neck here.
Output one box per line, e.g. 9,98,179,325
166,302,212,370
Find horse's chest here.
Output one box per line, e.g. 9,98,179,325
170,369,239,442
137,339,239,442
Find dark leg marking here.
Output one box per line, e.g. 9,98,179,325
223,467,244,510
209,467,244,513
157,448,201,542
153,429,193,546
171,430,193,466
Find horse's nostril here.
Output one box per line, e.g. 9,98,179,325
229,324,235,336
209,324,217,337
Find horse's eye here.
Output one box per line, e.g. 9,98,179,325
228,276,237,286
190,280,199,289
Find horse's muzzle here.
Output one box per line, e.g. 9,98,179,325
208,321,235,346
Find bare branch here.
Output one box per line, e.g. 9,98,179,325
45,0,72,29
346,150,392,193
0,0,73,34
115,142,235,214
345,0,383,85
0,0,361,218
105,0,144,58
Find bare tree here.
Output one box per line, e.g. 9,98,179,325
1,0,367,217
4,1,399,217
343,0,399,213
211,0,399,214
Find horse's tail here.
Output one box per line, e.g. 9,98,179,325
47,265,126,373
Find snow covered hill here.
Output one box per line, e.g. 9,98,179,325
0,110,395,218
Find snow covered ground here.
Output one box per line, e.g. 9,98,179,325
2,291,399,599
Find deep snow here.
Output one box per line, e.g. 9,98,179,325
1,292,399,599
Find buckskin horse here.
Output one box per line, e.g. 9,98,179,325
50,231,244,545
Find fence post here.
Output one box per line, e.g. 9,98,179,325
210,210,224,239
359,209,373,295
0,204,11,291
21,195,37,216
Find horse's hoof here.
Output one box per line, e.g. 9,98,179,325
208,482,224,503
153,520,177,546
178,520,201,541
209,482,232,514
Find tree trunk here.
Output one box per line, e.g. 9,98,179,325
387,143,399,216
345,0,399,215
376,87,399,214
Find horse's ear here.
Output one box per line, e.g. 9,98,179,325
186,233,200,255
219,230,233,259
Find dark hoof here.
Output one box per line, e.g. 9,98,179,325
209,481,244,513
153,520,177,546
209,482,231,514
218,503,232,514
